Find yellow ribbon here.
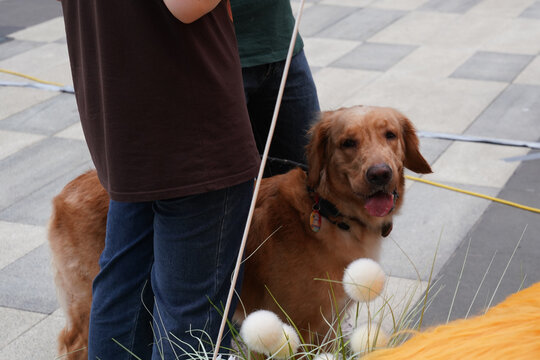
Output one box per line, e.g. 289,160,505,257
406,175,540,214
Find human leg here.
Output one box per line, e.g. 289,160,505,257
150,180,253,359
242,62,272,158
243,50,320,176
88,200,155,360
269,49,320,165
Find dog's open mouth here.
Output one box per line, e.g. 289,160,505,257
364,191,395,217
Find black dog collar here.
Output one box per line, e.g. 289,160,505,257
307,186,395,237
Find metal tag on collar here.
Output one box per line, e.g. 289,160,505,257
310,195,322,232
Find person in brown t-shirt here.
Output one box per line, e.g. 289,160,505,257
59,0,260,358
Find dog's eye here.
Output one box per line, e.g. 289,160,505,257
385,131,396,140
342,139,357,148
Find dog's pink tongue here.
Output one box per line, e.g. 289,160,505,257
365,192,394,217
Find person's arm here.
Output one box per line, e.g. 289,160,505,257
163,0,222,24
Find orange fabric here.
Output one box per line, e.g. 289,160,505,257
364,282,540,360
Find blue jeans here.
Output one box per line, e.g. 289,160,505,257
242,50,320,176
88,180,253,359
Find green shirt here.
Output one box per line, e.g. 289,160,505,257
231,0,304,68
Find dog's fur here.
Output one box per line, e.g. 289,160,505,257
48,106,432,358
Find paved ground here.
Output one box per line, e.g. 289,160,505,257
1,0,539,358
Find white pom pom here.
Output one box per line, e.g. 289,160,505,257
273,324,301,359
349,324,389,354
343,258,386,302
312,353,338,360
240,310,284,355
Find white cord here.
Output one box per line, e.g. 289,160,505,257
0,81,74,93
211,0,307,358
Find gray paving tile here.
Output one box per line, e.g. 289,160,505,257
0,307,45,349
451,51,534,83
420,0,483,13
418,151,540,327
427,141,527,189
0,161,93,226
520,1,540,19
0,244,58,313
416,137,452,168
299,5,355,37
466,84,540,141
0,312,64,360
0,38,43,61
0,137,91,211
0,93,79,135
331,42,417,71
0,221,46,271
0,0,62,37
504,153,540,192
309,65,323,74
380,181,499,281
0,28,21,40
316,7,405,41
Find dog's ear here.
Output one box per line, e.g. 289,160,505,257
400,117,432,174
306,111,332,187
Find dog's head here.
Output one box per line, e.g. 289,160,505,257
306,106,432,219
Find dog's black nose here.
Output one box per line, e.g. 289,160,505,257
366,164,393,186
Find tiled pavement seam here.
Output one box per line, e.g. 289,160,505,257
2,0,540,357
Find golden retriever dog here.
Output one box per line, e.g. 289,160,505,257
48,106,432,359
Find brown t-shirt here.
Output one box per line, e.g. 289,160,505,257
61,0,260,201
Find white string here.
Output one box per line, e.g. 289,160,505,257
0,80,74,93
212,0,307,358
